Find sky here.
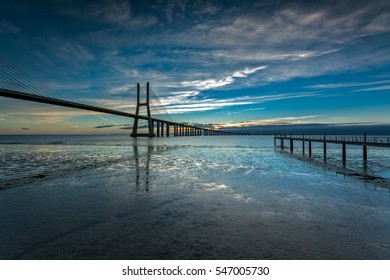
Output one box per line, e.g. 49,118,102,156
0,0,389,134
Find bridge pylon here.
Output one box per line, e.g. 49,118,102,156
130,82,156,137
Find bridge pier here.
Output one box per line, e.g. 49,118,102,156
290,139,293,152
309,140,312,157
166,124,170,137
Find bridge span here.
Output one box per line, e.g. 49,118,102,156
0,85,246,138
0,56,251,137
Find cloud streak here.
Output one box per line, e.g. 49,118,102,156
0,20,20,34
155,91,317,114
180,66,267,90
215,115,320,128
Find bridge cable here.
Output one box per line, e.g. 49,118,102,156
0,56,65,101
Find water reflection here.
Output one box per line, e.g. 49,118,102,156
3,136,390,259
131,139,179,192
133,145,153,191
276,148,390,193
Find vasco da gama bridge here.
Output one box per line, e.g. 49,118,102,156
0,56,246,137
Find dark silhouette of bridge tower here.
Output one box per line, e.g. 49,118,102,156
130,82,155,137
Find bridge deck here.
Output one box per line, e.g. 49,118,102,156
0,88,246,136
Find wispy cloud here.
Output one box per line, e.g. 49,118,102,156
306,80,390,89
244,107,267,112
180,66,267,90
94,123,131,129
232,66,268,78
163,101,256,114
353,85,390,92
215,115,320,128
64,125,80,130
4,110,101,124
0,20,20,34
60,0,157,29
155,92,317,114
44,37,94,63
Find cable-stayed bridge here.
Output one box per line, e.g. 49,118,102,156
0,56,246,137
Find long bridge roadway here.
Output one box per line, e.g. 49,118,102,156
0,87,245,138
0,55,250,137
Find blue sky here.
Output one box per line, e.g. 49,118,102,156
0,0,389,134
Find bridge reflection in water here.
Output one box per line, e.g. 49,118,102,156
133,144,153,191
131,140,177,192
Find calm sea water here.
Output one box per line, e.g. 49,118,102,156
0,134,390,259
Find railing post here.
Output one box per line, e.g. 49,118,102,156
342,141,346,165
363,132,367,162
323,134,327,161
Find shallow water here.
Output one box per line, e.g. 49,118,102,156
0,135,390,259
